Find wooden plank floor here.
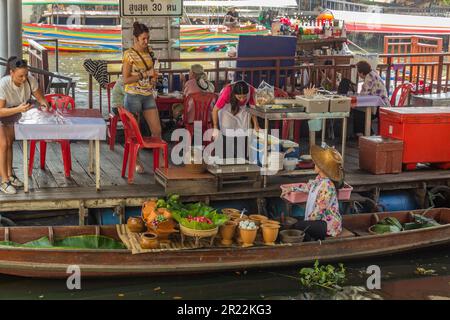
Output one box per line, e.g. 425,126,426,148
1,138,450,208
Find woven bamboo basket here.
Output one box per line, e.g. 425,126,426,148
180,224,218,238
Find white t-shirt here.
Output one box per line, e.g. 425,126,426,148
0,75,39,108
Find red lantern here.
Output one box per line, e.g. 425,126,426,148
317,10,334,25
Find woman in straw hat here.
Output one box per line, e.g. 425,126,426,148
282,145,344,240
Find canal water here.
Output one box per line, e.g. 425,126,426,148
5,52,447,300
0,247,448,300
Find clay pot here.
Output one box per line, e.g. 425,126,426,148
239,227,259,247
279,229,305,243
148,219,178,241
127,216,145,233
222,208,241,216
139,232,159,249
249,214,268,226
280,216,298,230
229,212,248,221
219,221,237,246
262,220,281,226
261,224,280,245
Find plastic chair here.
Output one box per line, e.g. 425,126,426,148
118,107,168,184
28,94,75,178
105,81,120,150
183,92,218,141
390,83,413,107
273,87,302,143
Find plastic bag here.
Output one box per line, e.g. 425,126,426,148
256,81,275,106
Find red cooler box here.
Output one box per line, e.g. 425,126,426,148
379,107,450,170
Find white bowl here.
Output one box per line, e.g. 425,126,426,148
283,158,298,171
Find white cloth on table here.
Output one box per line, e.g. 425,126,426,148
14,109,107,140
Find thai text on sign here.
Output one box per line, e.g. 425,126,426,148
120,0,183,16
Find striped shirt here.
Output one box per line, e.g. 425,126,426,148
123,48,155,96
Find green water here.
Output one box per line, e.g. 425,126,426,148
0,248,448,300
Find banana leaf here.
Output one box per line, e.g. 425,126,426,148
0,235,126,250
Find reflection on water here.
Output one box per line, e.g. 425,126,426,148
0,248,448,300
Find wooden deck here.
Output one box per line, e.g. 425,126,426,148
1,139,450,223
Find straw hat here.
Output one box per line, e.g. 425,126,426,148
310,145,344,183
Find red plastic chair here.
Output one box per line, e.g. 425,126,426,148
28,94,75,178
118,107,168,184
105,81,120,150
183,92,218,141
273,88,301,143
390,83,413,107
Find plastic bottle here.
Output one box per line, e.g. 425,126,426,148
162,76,169,95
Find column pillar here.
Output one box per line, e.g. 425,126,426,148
7,0,23,59
0,0,8,74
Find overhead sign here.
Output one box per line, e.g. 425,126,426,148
120,0,183,17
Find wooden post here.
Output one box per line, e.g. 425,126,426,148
385,56,392,94
215,60,220,90
437,55,444,94
115,202,126,224
89,140,94,174
88,74,93,109
275,58,281,88
79,201,88,226
364,108,372,136
341,117,347,168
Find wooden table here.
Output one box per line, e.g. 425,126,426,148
14,109,107,192
350,95,386,136
246,107,349,188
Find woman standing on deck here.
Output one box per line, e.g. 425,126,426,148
122,22,161,173
0,57,49,194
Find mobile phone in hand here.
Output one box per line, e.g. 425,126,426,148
27,99,38,108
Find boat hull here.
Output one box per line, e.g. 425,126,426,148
0,209,449,278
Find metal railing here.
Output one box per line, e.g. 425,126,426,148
87,52,450,110
0,57,74,97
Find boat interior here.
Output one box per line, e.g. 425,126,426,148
0,208,448,252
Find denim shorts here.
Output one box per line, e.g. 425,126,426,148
0,113,21,127
124,93,157,114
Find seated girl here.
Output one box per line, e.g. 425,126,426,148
282,145,344,240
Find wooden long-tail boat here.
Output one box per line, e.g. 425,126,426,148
0,208,449,278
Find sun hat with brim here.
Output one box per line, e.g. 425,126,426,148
310,145,344,183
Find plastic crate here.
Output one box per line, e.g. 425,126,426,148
281,182,353,204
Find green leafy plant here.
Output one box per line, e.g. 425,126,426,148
158,194,229,230
299,260,346,290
